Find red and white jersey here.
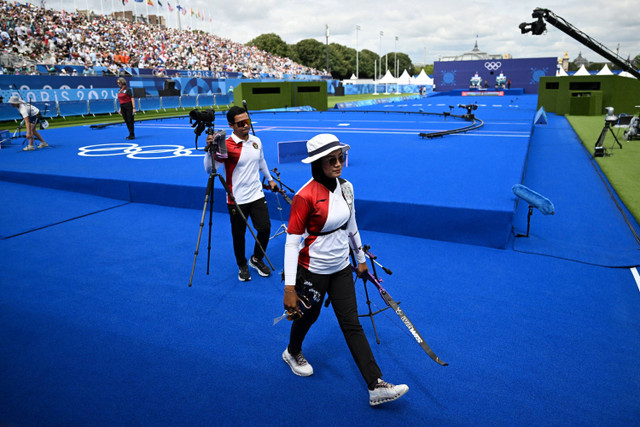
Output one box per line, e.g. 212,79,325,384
204,133,272,204
284,178,365,284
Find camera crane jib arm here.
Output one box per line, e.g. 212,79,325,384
520,8,640,80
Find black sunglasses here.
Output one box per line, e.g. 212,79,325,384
323,153,346,166
233,118,251,128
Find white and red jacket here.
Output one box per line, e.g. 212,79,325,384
284,178,366,286
204,132,272,205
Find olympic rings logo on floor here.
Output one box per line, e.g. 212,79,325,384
484,61,502,71
78,143,203,159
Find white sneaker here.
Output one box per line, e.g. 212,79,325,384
22,145,35,151
282,348,313,377
368,379,409,406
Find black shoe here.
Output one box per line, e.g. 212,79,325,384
126,135,135,140
238,264,251,282
249,256,271,277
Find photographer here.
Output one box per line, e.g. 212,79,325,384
204,106,277,282
8,95,48,151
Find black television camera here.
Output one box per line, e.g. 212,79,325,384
189,108,227,159
458,103,478,120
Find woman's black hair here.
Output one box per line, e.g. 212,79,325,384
311,158,337,191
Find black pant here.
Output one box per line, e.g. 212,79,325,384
227,197,271,267
288,265,382,389
120,101,135,137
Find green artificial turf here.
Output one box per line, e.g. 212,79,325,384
566,114,640,225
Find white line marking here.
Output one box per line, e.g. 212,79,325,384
631,267,640,293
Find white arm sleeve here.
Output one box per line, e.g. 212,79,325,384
284,233,302,286
347,223,366,264
259,153,273,182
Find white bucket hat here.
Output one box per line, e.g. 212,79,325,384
301,133,350,164
8,95,23,105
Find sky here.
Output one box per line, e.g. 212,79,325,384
25,0,640,66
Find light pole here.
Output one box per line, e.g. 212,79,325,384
394,36,398,77
356,25,361,79
379,30,383,79
325,24,330,74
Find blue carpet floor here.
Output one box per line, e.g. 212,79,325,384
0,95,537,249
1,93,639,426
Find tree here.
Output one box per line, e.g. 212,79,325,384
388,52,413,76
246,32,425,78
328,43,356,79
356,49,379,79
587,62,602,72
292,38,327,72
247,33,290,58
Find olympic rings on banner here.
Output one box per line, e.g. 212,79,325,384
484,61,502,71
78,143,203,159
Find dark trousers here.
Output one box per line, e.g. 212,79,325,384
288,265,382,389
120,102,135,137
227,197,271,267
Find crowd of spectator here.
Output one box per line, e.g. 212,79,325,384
0,0,328,79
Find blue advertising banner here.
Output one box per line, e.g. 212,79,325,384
0,75,340,103
434,57,557,94
0,75,235,102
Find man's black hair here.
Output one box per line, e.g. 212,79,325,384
227,106,246,124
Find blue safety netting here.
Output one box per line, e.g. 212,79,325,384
88,99,117,116
180,96,198,109
161,96,181,110
138,97,162,112
58,100,89,118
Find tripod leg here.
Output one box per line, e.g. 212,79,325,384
359,281,381,344
215,174,275,271
206,176,214,275
594,124,609,154
608,126,623,149
189,174,215,287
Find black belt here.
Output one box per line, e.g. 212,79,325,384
308,221,348,236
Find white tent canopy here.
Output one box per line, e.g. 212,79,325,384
411,69,434,85
619,71,637,79
556,67,568,77
597,64,613,75
396,69,412,85
574,64,590,76
378,69,397,84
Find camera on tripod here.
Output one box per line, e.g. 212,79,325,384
458,103,478,119
594,106,623,157
189,108,227,159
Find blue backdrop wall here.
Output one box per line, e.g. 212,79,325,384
434,57,557,94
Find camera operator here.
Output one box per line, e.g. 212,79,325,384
204,106,277,282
